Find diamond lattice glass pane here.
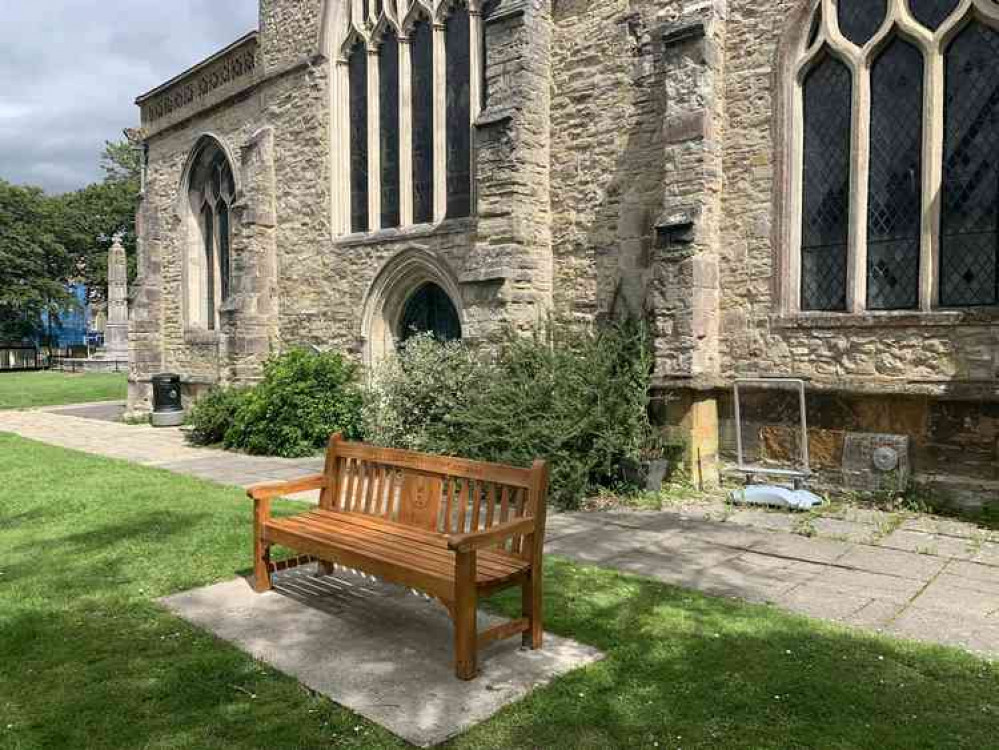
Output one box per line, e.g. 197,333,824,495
941,21,999,306
867,38,923,310
909,0,959,31
411,18,434,224
801,53,852,311
349,42,369,234
445,7,472,219
379,31,401,229
838,0,887,46
202,205,215,330
218,205,231,302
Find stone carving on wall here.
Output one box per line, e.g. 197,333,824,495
138,37,258,130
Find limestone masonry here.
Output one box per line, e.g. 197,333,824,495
129,0,998,511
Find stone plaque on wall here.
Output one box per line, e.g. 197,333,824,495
841,433,911,492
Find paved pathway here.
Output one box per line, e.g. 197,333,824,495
2,404,996,659
0,403,323,500
547,507,998,659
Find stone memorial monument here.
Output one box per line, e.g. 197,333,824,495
105,235,129,363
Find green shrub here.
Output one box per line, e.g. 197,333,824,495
223,348,363,457
361,334,487,453
185,349,363,458
362,319,655,509
185,386,249,446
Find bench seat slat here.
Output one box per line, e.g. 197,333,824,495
284,512,529,579
297,511,526,576
278,513,526,580
264,513,529,588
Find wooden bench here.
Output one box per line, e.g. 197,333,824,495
248,434,549,680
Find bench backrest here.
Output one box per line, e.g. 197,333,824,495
319,435,548,559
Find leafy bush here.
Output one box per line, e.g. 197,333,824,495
361,335,487,453
186,349,363,458
363,319,655,509
185,386,249,446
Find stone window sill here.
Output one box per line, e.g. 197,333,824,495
772,308,999,330
335,217,476,248
184,328,220,345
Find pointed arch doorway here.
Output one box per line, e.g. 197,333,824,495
361,249,465,364
398,282,462,344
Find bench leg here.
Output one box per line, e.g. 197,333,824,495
253,498,272,593
522,568,543,650
317,560,336,576
254,536,272,593
454,550,478,681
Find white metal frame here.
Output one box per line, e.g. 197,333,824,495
733,377,812,482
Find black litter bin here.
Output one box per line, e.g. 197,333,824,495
151,373,185,427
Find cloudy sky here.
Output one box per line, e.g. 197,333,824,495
0,1,259,194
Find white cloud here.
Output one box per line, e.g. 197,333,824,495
0,0,258,193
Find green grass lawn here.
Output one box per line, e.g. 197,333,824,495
1,433,996,750
0,371,127,410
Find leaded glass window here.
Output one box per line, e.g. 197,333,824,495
399,283,462,343
790,1,999,314
910,0,959,32
189,141,235,331
412,18,434,225
445,7,472,219
218,206,231,303
379,31,401,229
867,38,923,310
837,0,886,47
940,21,999,307
338,4,480,233
349,42,370,234
202,205,215,329
801,54,852,311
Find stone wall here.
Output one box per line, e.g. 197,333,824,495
549,0,726,380
258,0,324,70
718,0,999,396
131,0,559,410
129,0,997,510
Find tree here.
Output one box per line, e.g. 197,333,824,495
0,181,76,343
53,138,141,305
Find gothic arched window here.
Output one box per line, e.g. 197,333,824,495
333,0,484,234
800,55,852,311
411,18,435,224
788,0,999,313
188,141,235,331
349,40,370,233
941,20,999,307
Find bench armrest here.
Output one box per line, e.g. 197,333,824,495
247,473,328,501
447,517,537,553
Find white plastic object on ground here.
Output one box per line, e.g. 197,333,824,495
729,485,825,511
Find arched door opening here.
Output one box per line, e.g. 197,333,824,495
360,249,466,365
398,282,462,344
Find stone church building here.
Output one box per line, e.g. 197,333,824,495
129,0,999,507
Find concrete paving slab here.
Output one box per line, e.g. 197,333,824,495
910,575,999,617
887,607,999,659
946,559,999,588
725,509,798,533
773,584,874,622
835,545,948,582
49,401,127,423
544,526,685,565
749,532,853,565
811,517,878,544
900,515,984,539
877,529,980,559
842,598,904,629
161,568,603,748
802,567,927,605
